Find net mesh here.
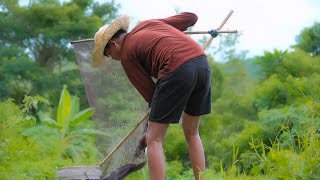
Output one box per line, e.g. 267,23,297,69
71,39,148,179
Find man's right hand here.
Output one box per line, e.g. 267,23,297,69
138,131,147,149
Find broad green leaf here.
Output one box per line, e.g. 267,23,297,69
42,117,62,129
21,125,59,138
74,129,110,137
69,108,95,127
38,111,62,129
57,86,72,126
69,96,80,117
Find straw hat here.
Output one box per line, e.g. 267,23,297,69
92,15,130,67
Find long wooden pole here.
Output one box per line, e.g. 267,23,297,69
185,30,237,34
98,110,150,167
70,29,237,44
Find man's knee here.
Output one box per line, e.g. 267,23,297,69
183,129,200,142
145,121,169,146
182,113,200,140
146,131,164,146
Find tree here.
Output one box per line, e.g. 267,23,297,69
0,57,49,102
0,0,118,106
253,49,288,81
0,0,118,69
208,57,224,102
295,22,320,56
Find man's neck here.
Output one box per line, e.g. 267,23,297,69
118,33,127,46
118,33,128,56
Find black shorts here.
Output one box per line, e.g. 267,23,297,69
149,55,211,124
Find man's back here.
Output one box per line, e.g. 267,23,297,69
121,13,205,79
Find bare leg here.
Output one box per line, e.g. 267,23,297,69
146,121,169,180
182,112,205,180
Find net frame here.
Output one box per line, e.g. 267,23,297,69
71,39,148,179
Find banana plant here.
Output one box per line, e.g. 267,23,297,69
21,86,108,163
40,85,108,138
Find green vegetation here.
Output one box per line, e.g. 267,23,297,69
129,25,320,180
1,0,320,179
0,88,100,179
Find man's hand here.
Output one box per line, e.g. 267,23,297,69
135,112,149,157
138,122,148,150
138,132,147,149
134,129,147,158
208,29,219,38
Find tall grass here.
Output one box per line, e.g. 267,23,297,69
127,100,320,179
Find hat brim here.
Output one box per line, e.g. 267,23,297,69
92,15,130,68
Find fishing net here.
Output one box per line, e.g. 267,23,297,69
70,39,149,179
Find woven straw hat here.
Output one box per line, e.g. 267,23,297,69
92,15,130,67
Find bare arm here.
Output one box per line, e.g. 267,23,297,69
121,60,155,105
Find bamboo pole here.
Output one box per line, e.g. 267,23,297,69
98,110,150,167
70,39,94,44
184,30,237,34
203,10,235,50
70,29,237,44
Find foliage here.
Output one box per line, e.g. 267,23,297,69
295,22,320,56
22,94,49,123
164,126,189,163
254,74,287,110
1,1,320,179
129,21,320,179
22,95,49,113
253,49,288,81
36,85,107,160
208,57,224,102
0,57,48,102
250,101,320,179
0,0,117,67
253,49,320,110
0,88,100,179
0,0,118,107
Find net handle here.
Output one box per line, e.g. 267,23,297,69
70,39,94,44
184,30,237,34
98,110,150,167
69,29,237,44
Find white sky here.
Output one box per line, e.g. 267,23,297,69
18,0,319,58
115,0,320,58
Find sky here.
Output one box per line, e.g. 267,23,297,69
18,0,319,59
115,0,319,58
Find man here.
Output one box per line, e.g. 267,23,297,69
92,12,218,180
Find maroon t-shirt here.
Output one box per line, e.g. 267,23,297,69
120,12,206,104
